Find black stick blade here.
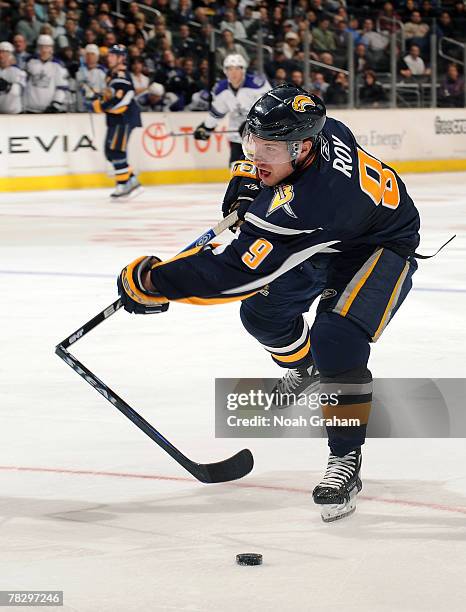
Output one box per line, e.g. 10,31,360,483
194,449,254,484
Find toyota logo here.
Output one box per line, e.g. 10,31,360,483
142,122,175,158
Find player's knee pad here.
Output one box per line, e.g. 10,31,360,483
310,312,370,376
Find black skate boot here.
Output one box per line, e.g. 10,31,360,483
271,363,319,407
313,448,362,522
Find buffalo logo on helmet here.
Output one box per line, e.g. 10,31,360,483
291,95,316,113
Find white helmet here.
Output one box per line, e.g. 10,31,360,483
84,44,99,57
223,54,247,73
37,34,54,47
0,41,14,53
148,82,165,97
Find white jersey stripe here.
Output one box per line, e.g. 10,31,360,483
221,240,339,295
245,213,323,235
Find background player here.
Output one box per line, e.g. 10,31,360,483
117,84,421,523
193,54,271,165
91,44,142,200
75,44,106,113
23,35,69,114
0,42,26,115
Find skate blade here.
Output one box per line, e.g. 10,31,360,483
319,485,360,523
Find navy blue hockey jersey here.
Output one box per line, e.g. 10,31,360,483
150,117,420,304
93,68,141,128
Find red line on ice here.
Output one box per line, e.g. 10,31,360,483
0,465,465,516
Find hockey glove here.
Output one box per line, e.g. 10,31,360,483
194,122,214,141
0,77,11,93
118,256,169,315
222,160,262,231
45,101,62,113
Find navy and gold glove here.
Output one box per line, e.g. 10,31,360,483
118,256,169,315
222,161,262,231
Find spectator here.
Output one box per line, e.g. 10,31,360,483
439,63,465,107
325,71,348,106
312,71,329,97
47,5,66,41
137,82,180,111
272,67,288,87
354,43,374,75
134,13,150,42
401,0,417,22
13,34,29,70
180,57,202,105
290,69,305,87
319,51,336,83
312,17,336,52
57,18,82,53
216,30,249,72
378,2,402,34
361,18,389,67
334,20,350,67
0,41,26,114
420,0,437,24
24,34,69,113
283,32,301,59
220,9,247,40
403,11,430,53
130,58,150,95
347,17,363,46
403,44,430,77
436,12,455,39
397,45,412,80
173,24,196,57
16,3,42,49
359,70,387,107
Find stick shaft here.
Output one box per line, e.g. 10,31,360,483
58,210,238,349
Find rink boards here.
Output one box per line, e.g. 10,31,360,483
0,108,466,191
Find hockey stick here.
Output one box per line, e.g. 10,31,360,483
57,209,238,349
55,210,253,484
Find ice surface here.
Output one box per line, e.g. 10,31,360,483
0,174,465,611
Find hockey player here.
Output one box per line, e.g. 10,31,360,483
75,44,106,113
91,44,142,199
136,82,180,112
0,42,26,114
24,35,69,113
193,54,271,165
117,84,421,522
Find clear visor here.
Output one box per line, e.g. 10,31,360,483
241,129,303,165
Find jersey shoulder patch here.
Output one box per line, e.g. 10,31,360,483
231,160,257,179
213,78,229,96
244,73,266,89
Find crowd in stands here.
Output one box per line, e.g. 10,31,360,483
0,0,465,114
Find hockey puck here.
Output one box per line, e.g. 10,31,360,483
236,553,262,566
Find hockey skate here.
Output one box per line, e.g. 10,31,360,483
271,363,319,408
313,448,362,522
110,176,143,200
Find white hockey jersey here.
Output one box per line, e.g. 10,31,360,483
74,64,107,112
204,73,271,143
0,65,26,114
23,56,69,113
